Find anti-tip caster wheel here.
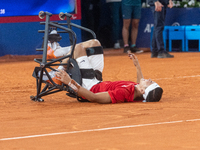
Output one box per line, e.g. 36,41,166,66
30,95,44,102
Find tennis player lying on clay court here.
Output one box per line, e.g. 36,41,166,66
46,37,163,104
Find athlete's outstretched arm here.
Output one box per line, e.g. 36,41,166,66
55,70,112,104
128,51,144,83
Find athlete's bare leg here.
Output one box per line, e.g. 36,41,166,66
61,39,101,65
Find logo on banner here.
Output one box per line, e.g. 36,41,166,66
144,22,181,33
144,24,154,33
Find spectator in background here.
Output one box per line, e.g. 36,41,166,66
148,0,174,58
81,0,101,41
106,0,122,49
122,0,143,53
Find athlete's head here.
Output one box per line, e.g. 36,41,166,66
138,78,163,102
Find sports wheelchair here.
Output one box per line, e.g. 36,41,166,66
30,11,98,102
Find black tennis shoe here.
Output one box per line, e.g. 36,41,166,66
130,46,143,53
157,51,174,58
151,52,158,58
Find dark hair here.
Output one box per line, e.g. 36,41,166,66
146,87,163,102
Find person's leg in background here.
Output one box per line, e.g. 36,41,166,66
122,3,131,53
152,6,165,55
151,6,174,58
130,19,140,47
122,19,131,52
122,4,143,53
129,5,143,53
109,1,122,49
150,5,159,58
151,26,158,58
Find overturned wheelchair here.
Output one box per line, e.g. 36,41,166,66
30,11,103,102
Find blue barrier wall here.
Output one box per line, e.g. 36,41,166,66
1,8,200,56
0,20,81,57
136,8,200,48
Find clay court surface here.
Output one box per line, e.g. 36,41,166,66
0,50,200,149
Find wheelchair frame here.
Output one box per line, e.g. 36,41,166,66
30,11,96,102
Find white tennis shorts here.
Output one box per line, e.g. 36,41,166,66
76,54,104,90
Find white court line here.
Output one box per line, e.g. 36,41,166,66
153,74,200,81
1,118,200,141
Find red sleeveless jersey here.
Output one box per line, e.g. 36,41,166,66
90,81,138,103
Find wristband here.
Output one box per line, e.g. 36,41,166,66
68,79,81,93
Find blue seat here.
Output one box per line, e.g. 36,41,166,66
185,26,200,52
168,26,185,52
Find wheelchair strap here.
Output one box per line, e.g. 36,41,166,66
86,46,103,56
80,69,95,79
80,69,103,81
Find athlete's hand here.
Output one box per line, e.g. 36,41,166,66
55,69,72,85
128,51,140,67
128,51,143,83
155,1,163,12
168,0,173,8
